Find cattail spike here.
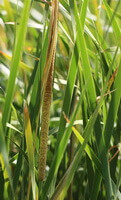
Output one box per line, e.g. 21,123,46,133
38,52,55,181
38,0,58,181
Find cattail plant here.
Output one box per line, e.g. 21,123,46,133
38,0,59,181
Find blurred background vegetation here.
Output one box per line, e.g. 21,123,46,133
1,0,121,199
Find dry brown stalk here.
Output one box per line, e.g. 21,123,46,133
38,0,58,181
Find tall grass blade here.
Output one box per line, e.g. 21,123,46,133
2,0,32,129
24,102,37,200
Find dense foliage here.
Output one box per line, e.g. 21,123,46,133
1,0,121,199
